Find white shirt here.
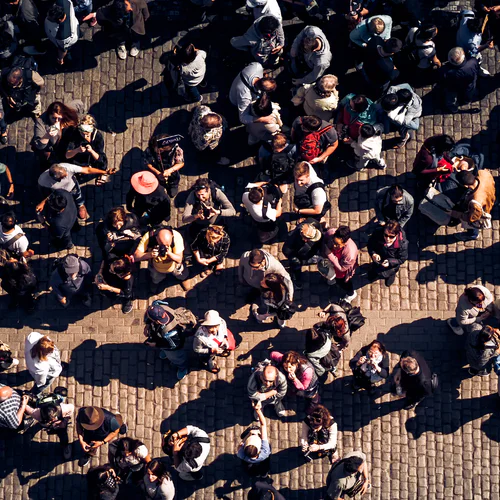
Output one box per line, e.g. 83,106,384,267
294,166,327,207
24,332,62,387
0,224,29,254
44,0,79,51
175,426,210,473
38,163,83,193
242,183,277,222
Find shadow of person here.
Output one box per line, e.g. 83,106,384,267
27,472,87,498
279,485,325,499
0,369,33,388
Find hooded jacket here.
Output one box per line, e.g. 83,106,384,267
367,227,408,269
375,186,414,227
385,83,422,129
229,62,264,125
349,14,393,47
247,0,282,20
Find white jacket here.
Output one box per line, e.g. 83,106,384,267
24,332,62,387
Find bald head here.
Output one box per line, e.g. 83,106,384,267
0,385,13,402
263,365,277,382
157,229,173,246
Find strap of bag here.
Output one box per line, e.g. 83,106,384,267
0,232,25,250
240,72,255,93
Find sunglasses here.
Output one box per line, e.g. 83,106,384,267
209,225,224,235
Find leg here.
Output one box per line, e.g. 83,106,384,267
336,276,355,299
148,264,167,285
184,84,202,103
172,264,189,281
164,348,189,380
444,90,459,114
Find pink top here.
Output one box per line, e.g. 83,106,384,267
271,351,313,391
322,228,358,281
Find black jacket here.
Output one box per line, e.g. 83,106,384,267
367,227,408,269
439,58,479,93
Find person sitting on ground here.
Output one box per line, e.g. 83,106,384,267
188,105,230,165
257,133,296,185
143,300,197,380
404,24,441,72
231,14,284,68
229,62,277,126
447,285,495,335
143,459,176,499
175,43,207,103
243,181,283,243
282,218,323,288
49,253,92,308
291,74,339,122
44,0,80,67
335,93,377,143
290,25,332,86
0,340,19,371
466,324,500,376
367,220,408,287
194,310,236,374
350,340,389,392
108,437,152,483
292,161,331,220
237,404,271,477
1,258,37,312
0,384,32,430
95,206,141,259
144,133,184,198
292,114,338,165
246,92,282,146
39,190,78,251
191,224,230,278
325,451,370,499
126,171,171,226
300,404,338,463
319,226,358,303
0,212,34,259
252,272,295,327
87,464,120,500
95,256,135,314
349,123,385,171
375,184,414,228
393,350,434,410
76,406,126,467
349,15,392,48
247,362,292,418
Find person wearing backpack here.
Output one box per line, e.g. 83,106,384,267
403,25,441,72
0,212,34,259
292,161,331,220
49,254,92,308
257,133,296,186
325,451,370,499
291,114,338,165
242,181,283,242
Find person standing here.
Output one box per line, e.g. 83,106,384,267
0,212,33,259
0,384,32,430
466,325,500,376
325,451,370,499
143,459,176,499
375,184,414,228
300,404,338,463
176,44,207,103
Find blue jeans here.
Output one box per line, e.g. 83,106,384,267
466,227,480,239
185,84,201,102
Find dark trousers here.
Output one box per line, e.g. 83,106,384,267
185,84,201,102
336,276,354,296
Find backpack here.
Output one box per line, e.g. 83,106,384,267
337,299,366,332
294,182,332,216
398,32,434,66
0,232,26,259
266,143,296,178
299,123,333,162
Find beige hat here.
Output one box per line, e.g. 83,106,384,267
201,310,222,326
300,223,322,242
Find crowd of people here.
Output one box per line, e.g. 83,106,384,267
0,0,500,498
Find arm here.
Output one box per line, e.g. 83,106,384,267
300,421,309,450
290,30,304,58
398,194,414,228
80,166,110,176
314,142,338,164
256,406,268,441
319,422,337,451
374,189,386,222
327,246,357,274
193,334,211,355
215,190,236,218
15,395,30,427
4,166,14,198
292,365,313,391
293,63,329,86
387,238,408,267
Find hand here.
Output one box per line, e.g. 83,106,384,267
162,170,171,179
82,442,91,452
78,145,87,153
271,45,283,54
208,207,219,217
309,444,320,452
381,260,389,268
378,220,386,226
21,394,30,406
7,184,14,198
288,372,296,381
7,97,16,108
318,311,327,318
484,5,492,11
488,40,495,49
309,157,321,164
292,78,301,86
60,297,67,305
85,145,93,153
151,247,159,258
252,400,262,410
301,444,308,453
172,437,184,453
197,257,210,266
36,201,45,213
48,127,59,137
372,253,381,263
360,481,369,495
358,356,367,366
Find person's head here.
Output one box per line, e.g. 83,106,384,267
380,93,399,112
464,286,486,306
249,249,266,270
61,254,80,280
331,226,351,250
0,212,16,232
476,325,496,350
201,309,222,335
260,364,278,388
31,335,55,361
305,404,332,431
383,37,403,55
205,225,225,245
47,192,68,213
300,223,322,243
303,35,320,53
6,68,23,88
326,313,348,337
448,47,466,66
282,351,306,373
200,113,223,130
271,133,288,152
400,355,419,375
177,43,197,65
182,440,203,462
294,161,311,186
78,115,97,142
46,101,79,128
349,95,369,113
425,134,455,156
396,88,413,105
47,4,65,22
106,206,127,230
253,92,273,117
116,437,142,457
39,403,60,425
254,77,277,94
466,16,483,34
0,385,13,402
416,24,438,42
156,228,173,247
368,17,385,34
388,184,404,204
382,220,401,245
146,459,170,484
456,170,477,188
109,258,133,279
316,74,338,96
359,123,376,139
192,178,211,203
344,455,365,473
366,340,386,360
258,15,280,35
261,272,285,302
148,133,176,156
300,115,322,134
48,164,68,181
248,186,265,205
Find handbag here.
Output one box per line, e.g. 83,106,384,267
418,185,454,226
461,199,492,230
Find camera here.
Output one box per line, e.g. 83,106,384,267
158,245,168,258
194,201,212,219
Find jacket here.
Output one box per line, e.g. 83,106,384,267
367,227,408,269
455,285,493,326
247,0,282,21
349,14,393,46
375,186,414,227
229,62,264,125
97,0,149,35
193,318,229,355
282,218,322,262
24,332,62,387
182,186,236,226
290,26,332,85
439,58,479,93
247,365,287,401
466,324,499,370
291,84,339,121
322,228,358,281
385,83,422,129
456,10,482,57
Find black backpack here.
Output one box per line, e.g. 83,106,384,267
337,299,366,332
266,143,296,179
294,182,332,216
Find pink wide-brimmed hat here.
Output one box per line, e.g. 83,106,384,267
130,171,159,195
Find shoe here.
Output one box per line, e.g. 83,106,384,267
23,45,47,56
447,318,464,336
129,43,140,57
0,133,7,145
119,423,128,434
78,455,91,467
159,350,168,360
326,278,336,286
479,66,493,77
384,275,396,287
63,444,72,460
305,256,321,265
403,402,417,411
396,131,411,149
478,370,489,377
455,232,479,242
251,303,259,320
122,301,133,314
343,291,357,303
77,205,89,220
117,44,127,60
277,409,296,418
277,319,287,328
177,368,188,380
216,157,231,166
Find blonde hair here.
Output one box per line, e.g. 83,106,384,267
78,114,97,128
368,17,385,34
294,161,311,178
31,336,55,362
317,74,338,93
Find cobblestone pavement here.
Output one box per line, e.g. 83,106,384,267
1,0,500,498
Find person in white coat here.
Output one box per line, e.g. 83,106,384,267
24,332,62,395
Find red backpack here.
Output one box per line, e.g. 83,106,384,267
299,123,334,162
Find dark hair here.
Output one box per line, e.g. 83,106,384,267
351,95,369,113
466,17,483,34
244,444,259,459
253,92,273,117
456,170,477,186
106,206,126,229
258,15,280,34
115,437,144,459
0,21,14,50
177,43,197,65
359,124,375,139
383,220,401,237
146,459,170,483
248,187,264,204
333,226,351,243
380,93,399,112
262,272,285,304
385,37,403,54
301,115,322,133
111,0,128,21
0,212,16,231
476,325,496,350
255,77,277,94
46,101,79,129
47,192,68,212
344,456,364,473
366,340,386,355
282,350,308,368
464,287,486,304
109,258,133,278
396,88,412,105
40,403,59,423
2,260,36,292
87,465,117,493
305,404,332,430
183,441,203,461
192,177,211,192
424,134,455,156
388,184,404,198
148,133,174,156
249,249,265,266
47,4,65,21
417,25,438,41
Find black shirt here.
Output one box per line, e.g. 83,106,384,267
43,189,77,239
102,260,134,299
400,349,433,400
363,37,399,86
